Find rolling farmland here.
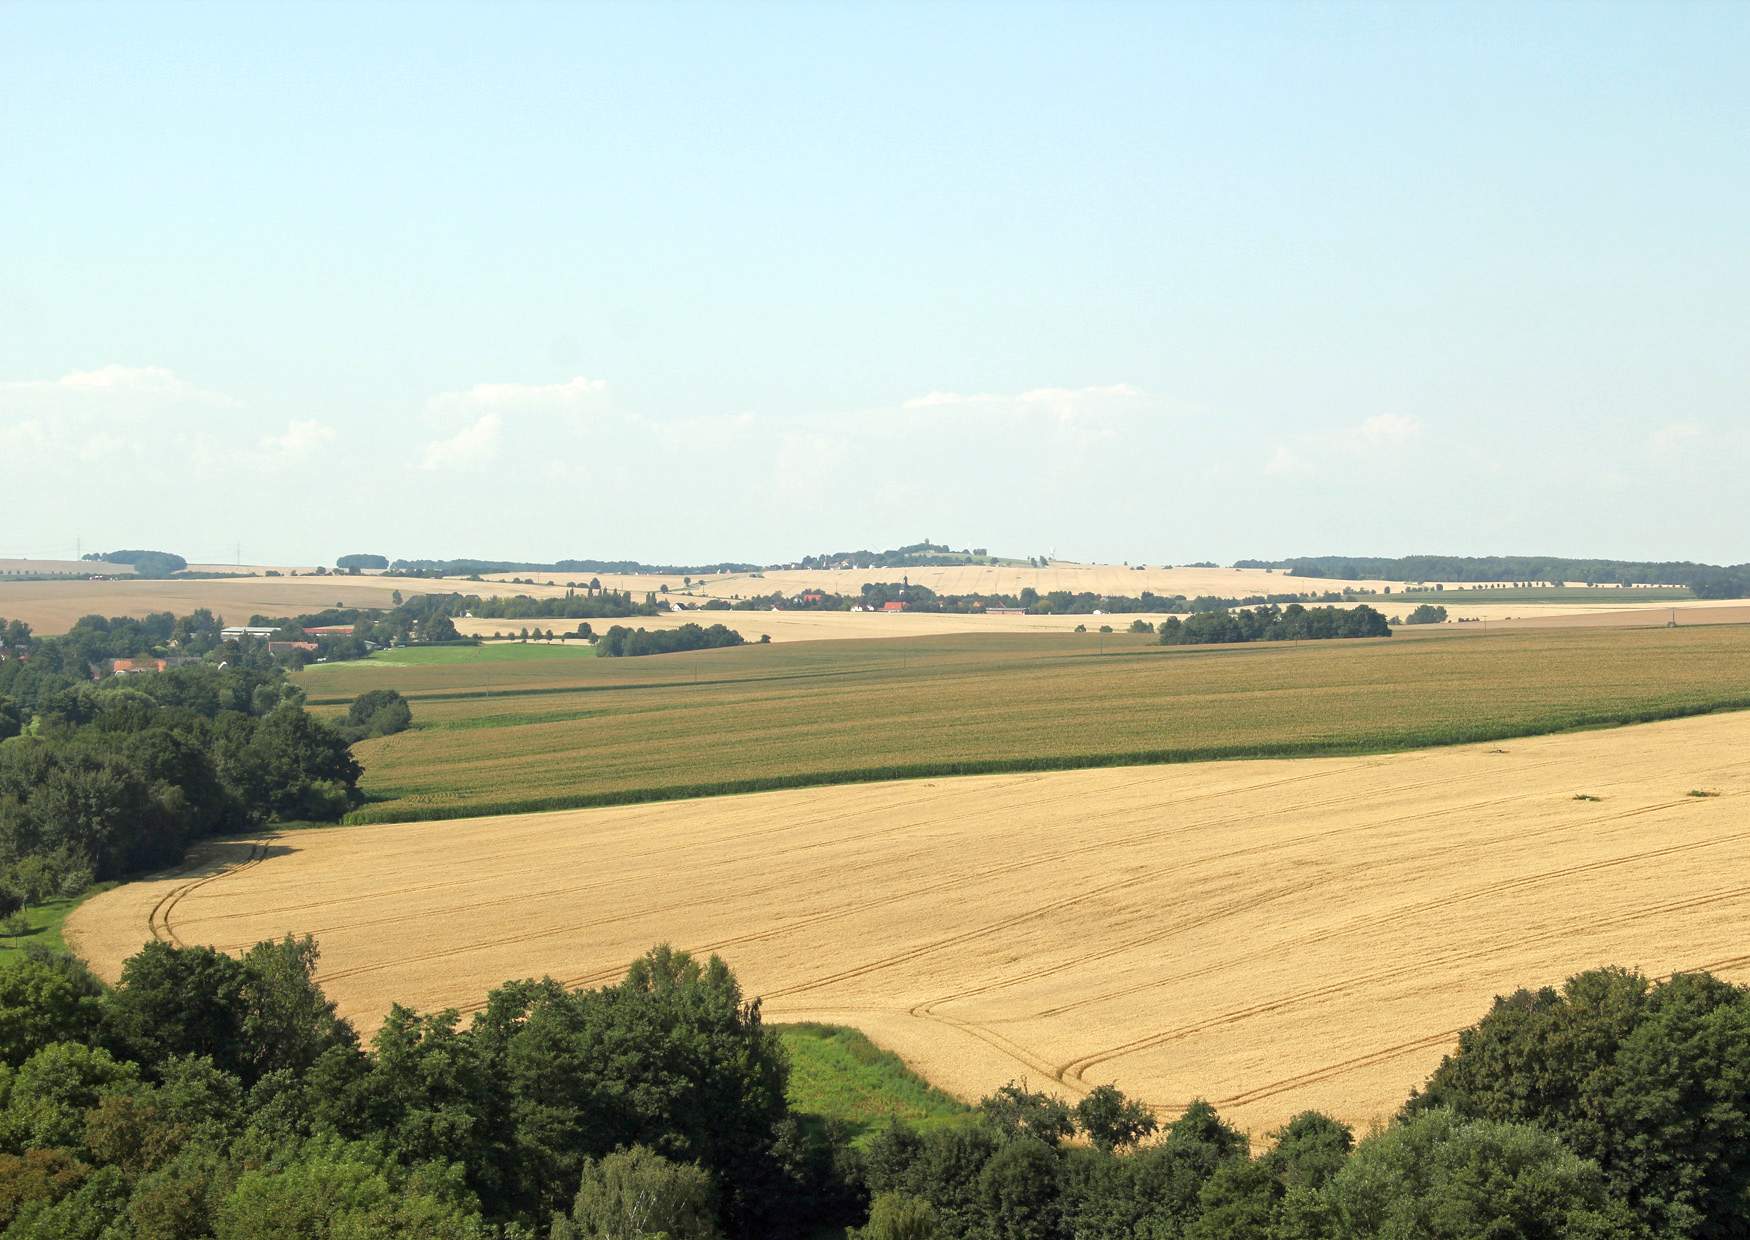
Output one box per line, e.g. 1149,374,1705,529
66,709,1750,1137
296,625,1750,822
475,563,1400,600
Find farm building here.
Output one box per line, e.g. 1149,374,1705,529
268,640,319,656
220,625,280,641
106,656,200,677
882,601,909,612
301,625,355,637
984,606,1026,615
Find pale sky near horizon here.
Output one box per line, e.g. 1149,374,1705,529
3,1,1746,568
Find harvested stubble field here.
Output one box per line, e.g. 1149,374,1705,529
296,625,1750,822
453,611,1202,644
0,574,435,633
66,710,1750,1136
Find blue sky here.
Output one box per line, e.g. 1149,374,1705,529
3,1,1746,567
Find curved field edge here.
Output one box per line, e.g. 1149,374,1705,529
341,696,1750,824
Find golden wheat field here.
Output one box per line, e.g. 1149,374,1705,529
68,711,1750,1136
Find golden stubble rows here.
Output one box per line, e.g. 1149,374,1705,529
67,712,1750,1137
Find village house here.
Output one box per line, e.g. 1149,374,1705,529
105,656,200,677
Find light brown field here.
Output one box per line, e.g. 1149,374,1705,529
475,563,1400,600
1435,600,1750,628
453,611,1194,644
0,558,134,576
68,711,1750,1135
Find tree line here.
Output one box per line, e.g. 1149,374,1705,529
0,937,1742,1239
1158,604,1392,645
693,583,1357,617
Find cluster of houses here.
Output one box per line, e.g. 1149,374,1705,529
102,623,364,677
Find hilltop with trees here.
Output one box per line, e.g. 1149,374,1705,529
80,550,187,578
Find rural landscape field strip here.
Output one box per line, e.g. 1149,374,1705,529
297,626,1750,821
67,711,1750,1136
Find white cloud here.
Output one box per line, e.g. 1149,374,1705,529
259,419,336,460
1358,413,1420,443
1263,444,1309,477
0,418,48,454
1648,421,1704,453
419,413,502,470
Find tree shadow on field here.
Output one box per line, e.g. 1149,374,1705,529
176,838,295,877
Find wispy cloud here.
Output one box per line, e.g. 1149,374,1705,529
1648,421,1704,453
1,364,233,406
1264,414,1424,479
1357,413,1420,443
428,375,608,413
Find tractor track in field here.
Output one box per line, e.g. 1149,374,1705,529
148,837,278,947
1055,876,1750,1088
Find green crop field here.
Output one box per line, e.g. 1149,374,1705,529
294,624,1750,823
778,1024,972,1146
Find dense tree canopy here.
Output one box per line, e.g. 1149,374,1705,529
596,624,745,658
1159,603,1391,645
0,623,363,903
